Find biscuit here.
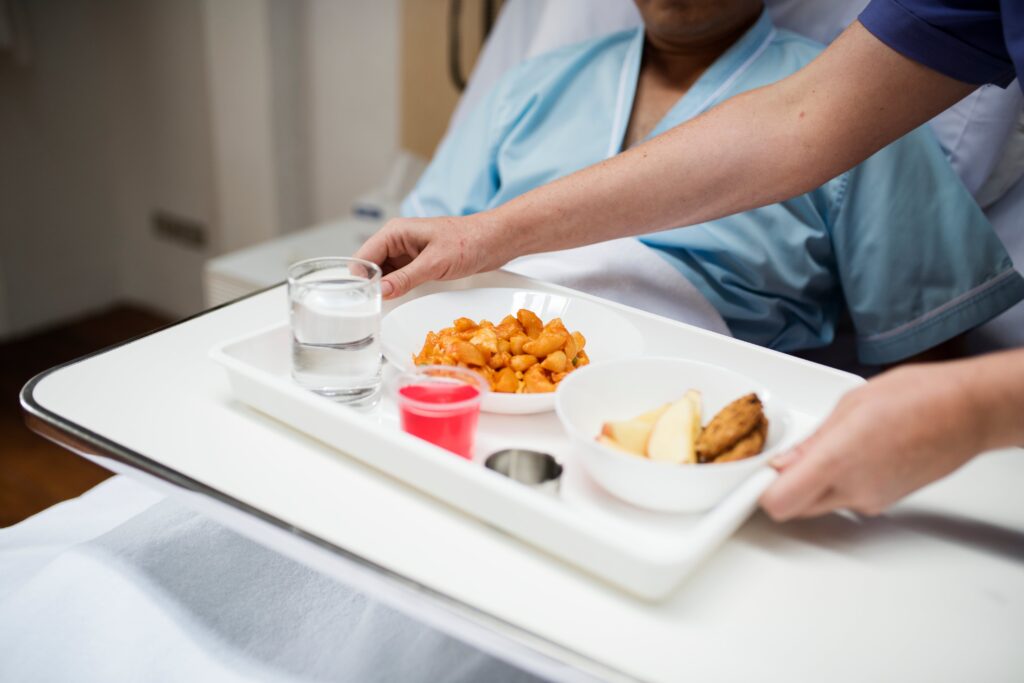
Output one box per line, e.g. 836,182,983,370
711,415,768,463
695,393,764,462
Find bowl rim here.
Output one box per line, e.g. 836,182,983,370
555,355,781,472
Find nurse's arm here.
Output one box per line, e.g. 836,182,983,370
760,348,1024,520
356,22,976,299
495,21,977,257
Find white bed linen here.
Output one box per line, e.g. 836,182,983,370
505,238,731,336
0,476,539,683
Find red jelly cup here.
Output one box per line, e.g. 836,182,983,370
394,365,489,459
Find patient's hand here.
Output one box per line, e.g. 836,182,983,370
354,213,508,299
759,351,1024,520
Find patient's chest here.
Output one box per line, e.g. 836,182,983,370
488,49,632,207
622,64,693,150
491,100,611,204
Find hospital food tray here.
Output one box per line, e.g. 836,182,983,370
210,272,862,600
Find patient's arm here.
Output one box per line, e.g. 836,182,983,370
357,22,976,299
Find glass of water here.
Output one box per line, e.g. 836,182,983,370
288,257,383,404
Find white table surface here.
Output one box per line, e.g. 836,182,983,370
23,278,1024,683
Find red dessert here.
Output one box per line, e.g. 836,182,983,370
398,382,482,458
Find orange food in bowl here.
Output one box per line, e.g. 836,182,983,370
413,309,589,394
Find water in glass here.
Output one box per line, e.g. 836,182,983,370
290,275,381,402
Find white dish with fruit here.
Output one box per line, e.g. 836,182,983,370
556,356,796,513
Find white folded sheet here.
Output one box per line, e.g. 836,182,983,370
506,237,731,336
0,476,540,683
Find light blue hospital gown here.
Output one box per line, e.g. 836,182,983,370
404,11,1024,364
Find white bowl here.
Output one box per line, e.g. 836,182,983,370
381,288,644,414
556,357,793,513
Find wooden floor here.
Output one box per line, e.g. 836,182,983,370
0,305,173,527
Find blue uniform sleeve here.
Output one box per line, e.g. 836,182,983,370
859,0,1016,87
830,125,1024,364
401,83,509,218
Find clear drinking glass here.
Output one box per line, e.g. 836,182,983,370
288,257,382,404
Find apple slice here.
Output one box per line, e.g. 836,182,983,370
632,404,670,425
599,404,668,455
596,434,644,457
645,390,702,464
685,390,703,446
600,419,654,455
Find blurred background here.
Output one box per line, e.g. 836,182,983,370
0,0,498,523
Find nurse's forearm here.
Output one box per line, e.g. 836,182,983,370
962,349,1024,452
760,347,1024,521
492,22,975,258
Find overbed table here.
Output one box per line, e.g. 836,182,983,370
21,281,1024,682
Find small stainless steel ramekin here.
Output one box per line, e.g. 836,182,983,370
484,449,563,497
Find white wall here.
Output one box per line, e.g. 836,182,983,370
268,0,312,236
0,0,400,338
0,0,123,335
0,0,216,333
110,0,216,321
306,0,399,223
202,0,279,253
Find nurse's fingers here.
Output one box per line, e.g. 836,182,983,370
380,251,441,299
794,489,847,519
353,229,390,268
759,439,835,521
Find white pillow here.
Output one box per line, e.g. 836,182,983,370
448,0,639,131
765,0,864,43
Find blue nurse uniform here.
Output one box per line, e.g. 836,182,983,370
860,0,1022,91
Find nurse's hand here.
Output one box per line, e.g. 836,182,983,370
759,361,991,520
355,213,508,299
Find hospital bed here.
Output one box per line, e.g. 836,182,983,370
4,2,1023,681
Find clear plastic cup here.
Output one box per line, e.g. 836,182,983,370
393,365,489,458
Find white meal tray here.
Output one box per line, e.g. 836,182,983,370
211,274,863,600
